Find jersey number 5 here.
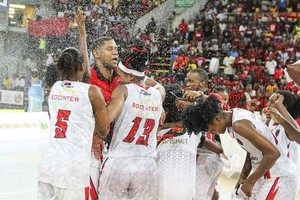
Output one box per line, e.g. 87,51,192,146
54,109,71,138
123,117,155,146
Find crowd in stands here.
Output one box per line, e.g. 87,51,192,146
133,0,300,113
11,0,300,113
52,0,163,47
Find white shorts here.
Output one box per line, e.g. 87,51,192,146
98,157,158,200
38,181,88,200
195,153,223,200
252,175,299,200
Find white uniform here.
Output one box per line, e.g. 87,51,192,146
99,84,163,200
269,119,299,166
38,81,95,199
195,133,223,200
228,108,299,200
156,128,201,200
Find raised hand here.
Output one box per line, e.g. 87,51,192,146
267,106,284,124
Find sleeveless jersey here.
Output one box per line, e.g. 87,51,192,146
268,119,299,166
228,108,295,178
156,128,201,200
107,84,163,158
38,81,95,188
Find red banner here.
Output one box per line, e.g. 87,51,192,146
28,18,71,37
278,13,300,19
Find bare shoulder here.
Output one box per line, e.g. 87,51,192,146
89,85,101,95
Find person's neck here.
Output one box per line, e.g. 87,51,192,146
96,61,113,80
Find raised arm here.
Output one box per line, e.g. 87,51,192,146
89,85,109,138
233,120,280,197
268,106,300,144
75,9,90,83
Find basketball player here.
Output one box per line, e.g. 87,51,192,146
38,46,109,200
267,91,300,146
156,84,223,200
98,41,165,199
266,91,300,164
183,95,298,199
176,68,224,200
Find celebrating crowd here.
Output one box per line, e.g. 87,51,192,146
36,0,300,200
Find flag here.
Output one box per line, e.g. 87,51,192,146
28,18,71,37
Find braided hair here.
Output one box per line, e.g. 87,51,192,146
182,95,223,134
119,40,149,73
163,84,184,123
57,47,84,79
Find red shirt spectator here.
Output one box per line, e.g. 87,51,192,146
194,27,204,41
178,19,188,34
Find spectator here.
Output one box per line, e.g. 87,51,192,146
178,18,188,42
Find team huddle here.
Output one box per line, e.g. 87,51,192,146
37,9,300,200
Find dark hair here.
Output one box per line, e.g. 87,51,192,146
57,47,83,78
189,68,208,83
163,84,184,123
119,40,149,73
92,36,114,50
276,90,300,119
182,95,222,134
212,86,228,93
45,63,59,87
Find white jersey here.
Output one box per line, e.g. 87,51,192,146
107,84,163,158
228,108,294,178
38,81,95,188
269,119,299,166
156,128,201,200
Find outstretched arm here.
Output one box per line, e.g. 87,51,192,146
76,8,90,83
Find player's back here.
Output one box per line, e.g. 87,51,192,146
107,83,163,158
230,108,295,178
39,81,95,188
157,128,200,200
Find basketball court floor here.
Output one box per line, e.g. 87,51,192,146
1,137,299,200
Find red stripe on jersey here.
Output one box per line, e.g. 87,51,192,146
90,177,98,200
264,170,271,179
85,186,89,200
266,177,280,200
